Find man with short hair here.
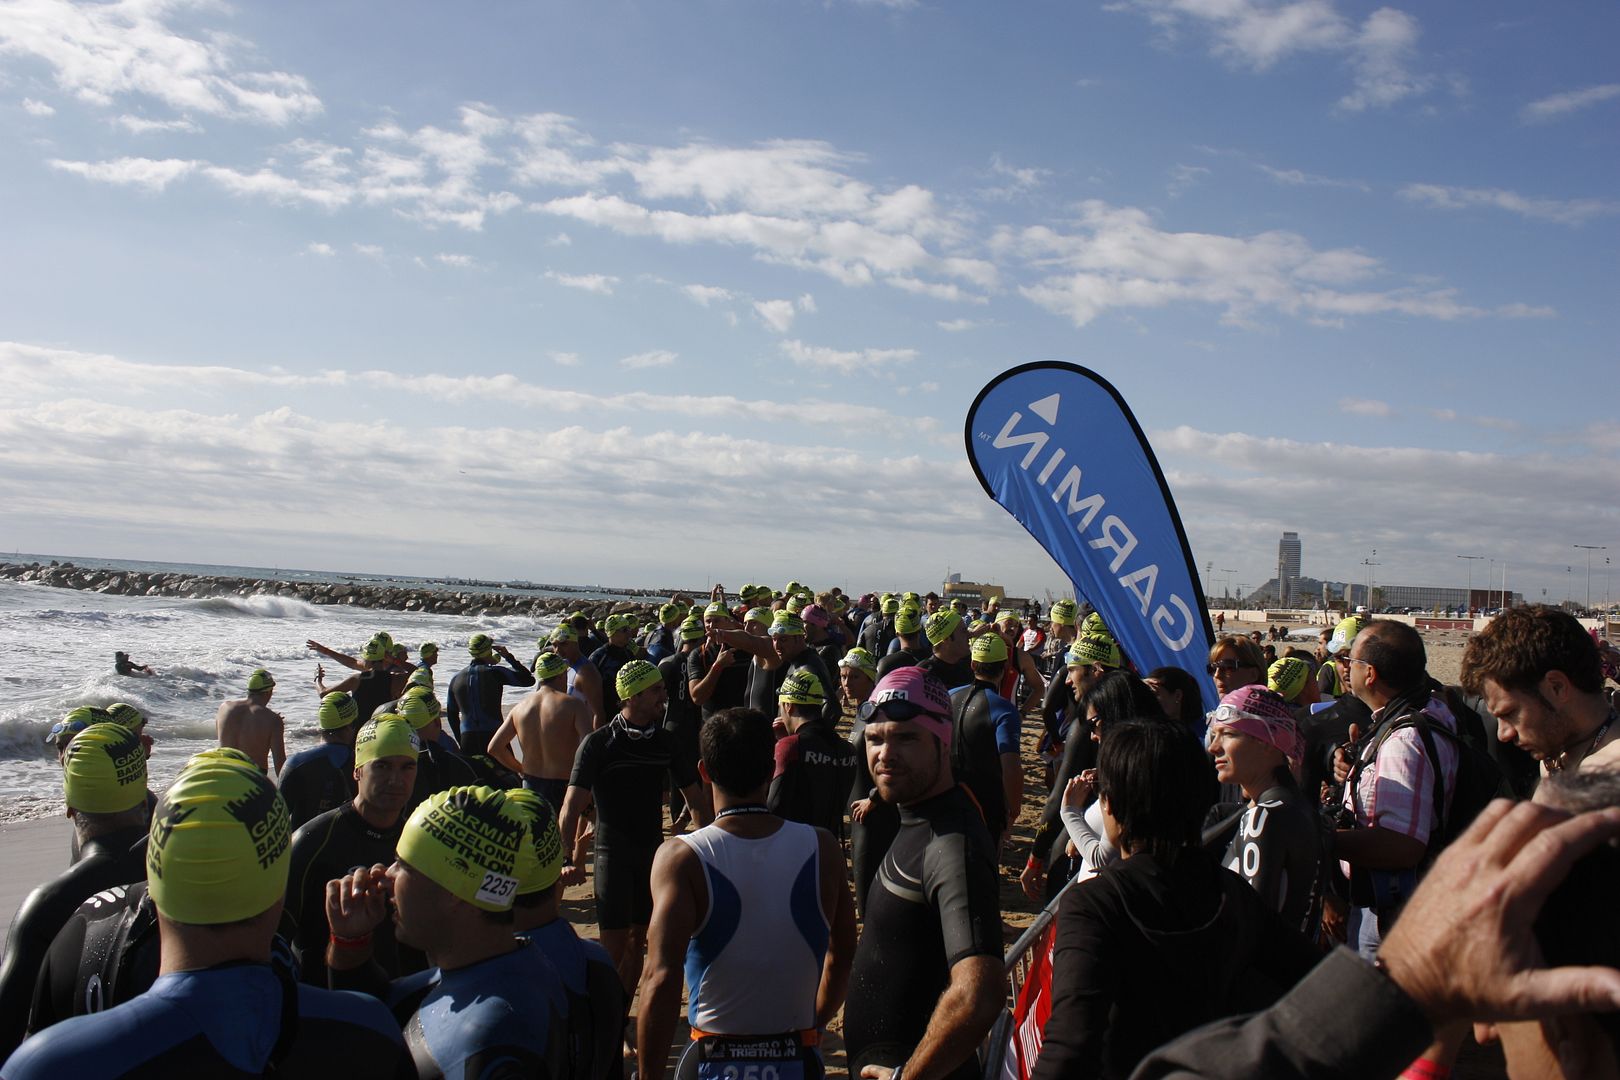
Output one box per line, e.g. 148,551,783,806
326,786,569,1077
948,632,1024,851
4,755,413,1077
638,707,857,1080
487,652,594,813
559,661,712,992
215,667,286,773
1332,619,1460,957
0,724,152,1060
446,633,535,758
1461,604,1619,775
284,716,423,988
769,671,859,838
844,667,1005,1080
277,690,361,829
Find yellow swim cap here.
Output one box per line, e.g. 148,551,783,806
616,659,663,701
406,667,434,690
1050,600,1079,626
397,691,442,731
355,716,421,767
778,670,826,706
504,788,564,895
1082,611,1109,636
396,786,527,912
970,633,1009,664
533,651,569,681
743,607,773,626
146,758,291,924
62,723,148,814
246,669,275,693
924,610,962,646
547,624,578,645
1068,634,1122,669
894,608,922,635
839,648,879,678
317,691,359,731
1268,657,1310,703
468,633,495,658
679,616,705,642
1329,616,1367,655
186,746,257,770
419,642,439,659
105,702,145,732
770,612,807,637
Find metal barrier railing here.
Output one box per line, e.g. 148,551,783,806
979,877,1078,1079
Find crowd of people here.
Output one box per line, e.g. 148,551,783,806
4,582,1620,1079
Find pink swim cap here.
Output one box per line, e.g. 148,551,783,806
867,667,953,745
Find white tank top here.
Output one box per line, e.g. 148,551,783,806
675,818,827,1034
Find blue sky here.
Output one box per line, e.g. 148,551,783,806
1,0,1616,603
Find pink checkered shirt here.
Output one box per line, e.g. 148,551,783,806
1339,693,1459,877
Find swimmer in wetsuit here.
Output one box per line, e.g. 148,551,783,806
276,691,361,830
284,717,425,988
316,636,408,724
112,652,152,677
769,671,858,839
487,652,592,814
3,755,413,1079
325,786,570,1079
445,633,535,758
842,667,1005,1080
0,725,151,1061
559,660,712,993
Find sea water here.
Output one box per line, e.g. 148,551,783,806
0,579,563,821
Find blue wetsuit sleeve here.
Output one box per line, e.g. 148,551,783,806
991,696,1022,756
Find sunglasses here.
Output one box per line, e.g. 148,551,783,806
861,699,944,723
46,720,88,741
1206,660,1255,675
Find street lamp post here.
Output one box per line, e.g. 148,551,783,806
1361,550,1380,610
1457,555,1483,614
1575,545,1606,613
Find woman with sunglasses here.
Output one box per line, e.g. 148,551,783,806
1204,686,1328,941
1205,635,1267,699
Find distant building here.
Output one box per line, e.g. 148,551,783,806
1277,532,1302,607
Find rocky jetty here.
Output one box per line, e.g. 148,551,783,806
0,561,672,623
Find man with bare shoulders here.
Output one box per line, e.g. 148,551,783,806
487,651,592,814
548,624,606,729
214,668,286,773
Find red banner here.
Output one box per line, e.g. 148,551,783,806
1004,920,1057,1079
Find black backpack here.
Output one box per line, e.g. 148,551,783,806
1362,692,1512,853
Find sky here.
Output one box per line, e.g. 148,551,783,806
0,0,1616,604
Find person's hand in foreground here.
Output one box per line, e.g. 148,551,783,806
1378,799,1620,1027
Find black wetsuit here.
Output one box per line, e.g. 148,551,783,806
569,718,699,929
919,653,974,691
745,650,841,725
447,656,535,757
0,824,147,1061
769,717,858,839
685,641,749,719
284,803,426,988
521,918,628,1080
844,786,1003,1079
332,939,568,1079
28,884,300,1038
5,962,413,1079
589,643,635,721
352,668,400,724
874,648,920,680
408,738,482,815
860,615,896,657
1215,784,1328,940
661,650,701,817
948,681,1019,837
276,741,357,830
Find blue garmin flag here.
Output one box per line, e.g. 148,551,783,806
965,362,1218,709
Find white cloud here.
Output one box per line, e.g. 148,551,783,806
0,0,322,124
49,156,197,192
1398,183,1619,226
1167,163,1210,197
304,242,335,257
547,232,572,246
545,270,618,294
980,154,1052,200
550,351,581,367
21,98,55,117
753,299,797,333
681,284,735,307
1339,397,1391,417
779,339,917,374
1110,0,1434,110
116,114,200,134
435,253,475,268
1256,164,1369,191
620,350,677,369
353,243,385,260
1521,84,1620,124
937,318,987,332
797,294,817,313
1007,200,1537,328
